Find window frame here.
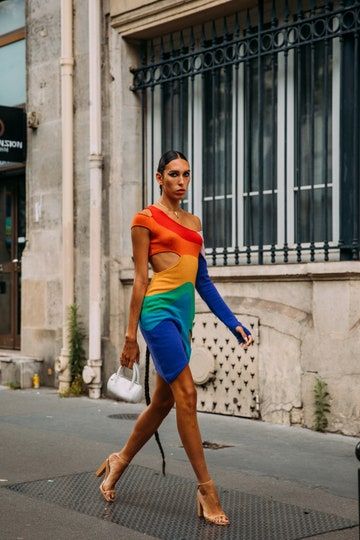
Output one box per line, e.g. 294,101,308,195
0,27,25,48
142,10,344,265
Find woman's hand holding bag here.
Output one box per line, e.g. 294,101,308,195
107,363,143,403
120,336,140,369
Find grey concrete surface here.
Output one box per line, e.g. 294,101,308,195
0,386,359,539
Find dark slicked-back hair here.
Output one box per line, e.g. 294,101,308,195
157,150,188,174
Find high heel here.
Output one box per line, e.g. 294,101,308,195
96,461,107,477
196,479,229,526
96,453,129,503
196,496,204,517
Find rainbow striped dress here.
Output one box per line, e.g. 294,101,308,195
131,204,251,383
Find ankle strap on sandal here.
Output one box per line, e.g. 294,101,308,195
112,453,130,465
198,478,213,487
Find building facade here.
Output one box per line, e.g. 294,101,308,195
1,0,359,435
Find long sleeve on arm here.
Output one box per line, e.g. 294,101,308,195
195,253,252,344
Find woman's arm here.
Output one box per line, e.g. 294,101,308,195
195,242,253,348
121,225,150,368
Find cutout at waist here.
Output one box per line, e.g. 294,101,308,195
150,251,181,273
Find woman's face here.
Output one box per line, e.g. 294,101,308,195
156,158,190,200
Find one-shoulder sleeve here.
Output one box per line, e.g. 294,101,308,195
131,212,153,232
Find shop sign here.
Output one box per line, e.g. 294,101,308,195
0,105,26,163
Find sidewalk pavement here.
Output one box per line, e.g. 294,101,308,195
0,385,359,540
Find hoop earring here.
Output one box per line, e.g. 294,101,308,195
159,185,163,194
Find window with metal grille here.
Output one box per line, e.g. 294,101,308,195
131,0,360,265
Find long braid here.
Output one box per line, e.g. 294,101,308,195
144,346,166,476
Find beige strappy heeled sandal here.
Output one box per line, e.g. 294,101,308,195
196,479,230,526
96,453,129,502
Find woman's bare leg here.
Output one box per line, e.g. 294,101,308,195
101,374,174,491
169,365,210,484
170,365,228,522
120,374,174,460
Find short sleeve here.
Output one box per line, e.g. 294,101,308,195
131,211,153,231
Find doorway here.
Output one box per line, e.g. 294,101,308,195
0,173,25,349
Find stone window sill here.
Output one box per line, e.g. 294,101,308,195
119,260,360,284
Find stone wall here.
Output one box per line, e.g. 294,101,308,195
204,264,360,435
22,0,63,385
103,6,144,385
110,0,247,37
24,0,144,389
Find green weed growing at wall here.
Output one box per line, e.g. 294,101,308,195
60,304,87,397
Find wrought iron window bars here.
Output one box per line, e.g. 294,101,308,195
130,0,360,265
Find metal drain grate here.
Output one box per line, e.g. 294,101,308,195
107,413,140,420
4,465,357,540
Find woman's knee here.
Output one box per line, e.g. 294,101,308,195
169,366,198,412
174,384,197,413
151,393,175,412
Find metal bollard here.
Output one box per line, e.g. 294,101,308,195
356,442,360,540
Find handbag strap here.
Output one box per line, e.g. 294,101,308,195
145,346,166,476
117,363,140,384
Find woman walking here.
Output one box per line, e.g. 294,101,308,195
96,150,254,526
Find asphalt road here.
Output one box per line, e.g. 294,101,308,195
0,386,359,539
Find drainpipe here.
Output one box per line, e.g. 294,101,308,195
55,0,74,393
82,0,103,399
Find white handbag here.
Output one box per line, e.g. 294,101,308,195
107,364,143,403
